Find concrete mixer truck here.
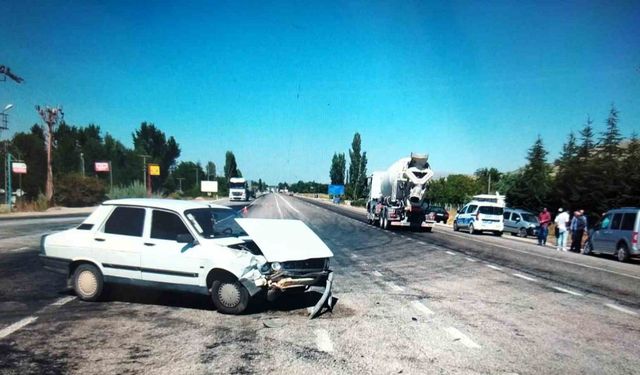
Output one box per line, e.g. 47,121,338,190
366,153,436,231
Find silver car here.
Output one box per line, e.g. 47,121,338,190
584,208,639,262
503,208,539,237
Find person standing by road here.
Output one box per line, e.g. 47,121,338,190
538,207,551,246
570,210,587,252
554,208,570,251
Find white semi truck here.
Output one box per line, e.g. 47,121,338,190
229,177,249,201
366,153,436,231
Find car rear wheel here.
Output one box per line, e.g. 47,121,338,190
616,244,630,262
72,264,103,302
468,223,476,235
582,241,593,255
494,231,503,237
453,221,459,231
518,228,527,237
211,280,249,314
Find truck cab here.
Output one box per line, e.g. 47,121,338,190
229,177,248,201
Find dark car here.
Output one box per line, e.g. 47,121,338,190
428,206,450,224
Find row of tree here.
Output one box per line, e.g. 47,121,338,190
1,119,250,205
427,104,638,224
329,132,368,199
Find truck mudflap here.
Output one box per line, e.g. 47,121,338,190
308,271,334,319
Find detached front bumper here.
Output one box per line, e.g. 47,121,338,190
265,269,334,319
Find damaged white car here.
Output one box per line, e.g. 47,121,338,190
40,199,334,317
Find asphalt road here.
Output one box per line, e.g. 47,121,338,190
1,194,639,374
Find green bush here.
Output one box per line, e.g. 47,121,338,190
107,181,147,199
55,174,106,207
350,198,367,207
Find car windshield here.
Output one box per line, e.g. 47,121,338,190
184,208,247,238
229,183,246,189
479,206,504,215
521,213,539,223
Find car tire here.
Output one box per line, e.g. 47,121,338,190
518,228,527,238
424,227,433,233
616,244,630,263
72,264,104,302
453,221,459,232
469,223,476,235
582,241,593,255
494,231,503,237
211,280,249,314
383,216,390,230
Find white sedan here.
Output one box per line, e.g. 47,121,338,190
40,198,334,316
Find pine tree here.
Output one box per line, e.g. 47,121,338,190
621,133,640,206
348,133,362,199
507,136,552,210
578,117,595,158
594,104,624,211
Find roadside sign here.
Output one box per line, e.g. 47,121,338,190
328,184,345,195
201,181,218,193
148,164,160,176
11,162,27,174
95,162,110,172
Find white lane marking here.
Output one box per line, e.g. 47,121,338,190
444,327,481,349
276,194,301,214
372,270,383,277
411,300,434,316
10,246,31,252
605,303,639,316
512,273,536,282
465,257,477,262
418,241,427,245
552,286,583,297
273,194,284,219
0,316,38,339
446,251,456,256
350,254,358,259
315,329,334,352
51,296,76,306
486,265,503,271
386,282,404,292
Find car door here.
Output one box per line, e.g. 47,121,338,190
456,206,468,227
503,211,513,233
93,206,144,280
140,209,201,286
591,214,612,252
602,213,623,253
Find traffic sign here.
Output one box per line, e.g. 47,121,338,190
95,162,110,172
148,164,160,176
11,162,27,174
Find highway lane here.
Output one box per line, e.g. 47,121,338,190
0,193,638,374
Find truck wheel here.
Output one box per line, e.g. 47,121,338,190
72,264,104,302
211,280,249,314
616,244,630,262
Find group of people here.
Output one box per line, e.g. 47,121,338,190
537,207,588,252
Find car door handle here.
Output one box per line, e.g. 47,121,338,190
94,238,106,242
144,242,156,246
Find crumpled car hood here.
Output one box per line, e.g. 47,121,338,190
234,218,334,262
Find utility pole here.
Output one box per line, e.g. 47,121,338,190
36,105,64,204
177,177,185,193
80,152,85,177
1,104,13,206
488,174,491,194
138,154,150,195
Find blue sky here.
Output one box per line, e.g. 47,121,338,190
1,0,639,183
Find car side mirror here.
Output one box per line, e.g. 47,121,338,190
176,233,195,243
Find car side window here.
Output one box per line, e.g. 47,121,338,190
459,206,467,214
468,205,477,213
621,213,636,231
600,214,612,230
151,210,191,241
513,214,521,221
503,212,510,220
610,213,623,230
104,207,145,237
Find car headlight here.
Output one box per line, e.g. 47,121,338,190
271,262,282,271
259,263,271,274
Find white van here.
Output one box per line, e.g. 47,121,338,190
453,194,505,236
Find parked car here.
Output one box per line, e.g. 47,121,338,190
503,208,539,237
427,206,449,224
40,198,334,316
584,207,639,262
453,194,505,236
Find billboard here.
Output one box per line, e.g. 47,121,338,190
201,181,218,193
328,184,345,195
95,162,110,172
12,162,27,174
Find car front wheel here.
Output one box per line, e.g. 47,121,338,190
453,221,459,231
72,264,104,301
211,280,249,314
616,244,630,262
469,223,476,235
518,228,527,237
582,241,593,255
